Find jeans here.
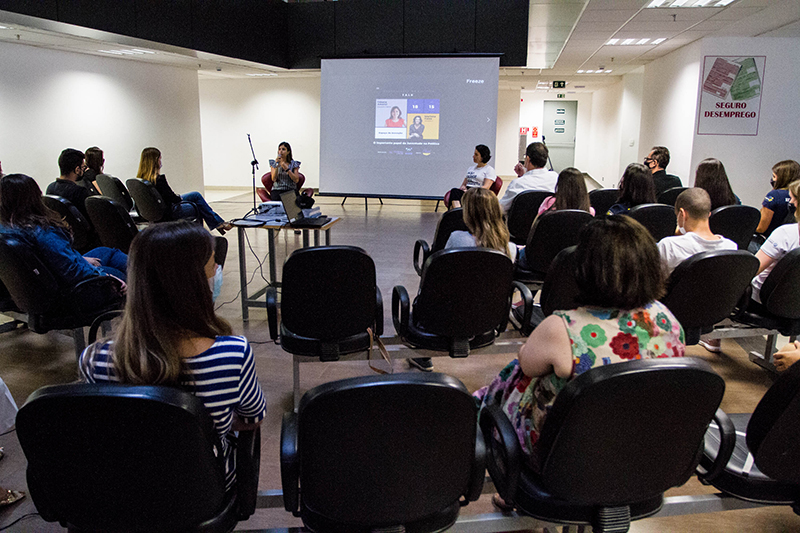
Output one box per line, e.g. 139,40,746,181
173,191,225,230
84,247,128,281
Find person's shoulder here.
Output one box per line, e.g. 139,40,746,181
718,236,738,250
445,230,476,248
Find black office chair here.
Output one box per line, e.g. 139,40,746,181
267,246,383,408
480,357,725,533
95,174,146,223
85,196,139,254
589,188,619,217
709,204,761,250
627,203,677,242
514,209,594,286
17,383,260,533
413,207,468,275
126,178,199,223
657,186,689,206
506,190,553,245
699,357,800,511
393,248,531,357
281,372,485,533
0,231,123,358
42,194,100,254
661,250,760,345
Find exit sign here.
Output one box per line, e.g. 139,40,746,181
553,81,566,89
557,94,565,98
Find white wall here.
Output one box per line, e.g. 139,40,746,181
199,77,321,188
640,40,702,184
0,41,204,195
691,37,800,208
586,81,623,186
496,89,521,178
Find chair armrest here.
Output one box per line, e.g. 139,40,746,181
70,275,124,314
479,403,521,506
413,240,430,276
464,424,486,503
374,286,384,337
511,281,534,336
698,408,736,483
266,287,279,341
392,285,410,335
87,309,124,345
235,426,261,520
280,412,301,516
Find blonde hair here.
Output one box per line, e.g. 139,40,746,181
462,188,511,256
790,180,800,223
136,147,161,183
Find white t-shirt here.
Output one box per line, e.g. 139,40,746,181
464,164,496,189
445,230,517,262
657,232,737,276
752,222,800,303
498,167,559,212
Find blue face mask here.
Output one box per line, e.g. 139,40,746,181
208,264,223,302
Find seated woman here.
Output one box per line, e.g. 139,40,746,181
0,173,127,290
475,216,685,482
448,145,496,209
537,167,595,217
81,146,103,195
269,142,301,201
607,163,655,215
137,147,233,235
80,221,266,491
755,159,800,238
445,187,516,261
693,158,740,211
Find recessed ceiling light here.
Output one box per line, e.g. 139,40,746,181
714,0,735,5
672,0,690,6
647,0,667,6
576,70,585,73
605,70,613,73
637,38,650,45
606,38,620,45
621,39,636,45
0,25,10,29
246,73,278,77
652,38,667,45
586,70,594,73
98,48,155,55
647,0,734,6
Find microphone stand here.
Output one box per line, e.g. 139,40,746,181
541,134,554,171
246,134,259,217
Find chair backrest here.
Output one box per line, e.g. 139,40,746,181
296,373,478,525
126,178,168,222
537,358,725,505
416,248,514,337
746,359,800,483
627,203,678,242
280,246,377,339
16,383,228,531
430,208,469,253
709,204,761,250
524,210,594,275
657,186,689,206
0,231,60,314
42,194,96,253
589,188,619,217
662,250,760,331
759,247,800,319
540,246,581,317
506,190,553,244
490,176,503,196
95,174,134,212
85,196,139,254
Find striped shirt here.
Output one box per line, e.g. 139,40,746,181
80,335,267,490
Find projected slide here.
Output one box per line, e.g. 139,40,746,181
320,57,499,198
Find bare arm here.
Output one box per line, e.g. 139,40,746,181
755,249,775,275
756,206,774,234
480,178,494,189
287,164,301,183
518,314,574,379
232,412,263,431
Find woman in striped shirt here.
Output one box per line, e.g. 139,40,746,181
80,220,266,491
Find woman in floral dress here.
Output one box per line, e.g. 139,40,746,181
476,215,685,475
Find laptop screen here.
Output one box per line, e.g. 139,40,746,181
279,191,302,223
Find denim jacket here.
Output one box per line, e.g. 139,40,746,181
28,226,102,289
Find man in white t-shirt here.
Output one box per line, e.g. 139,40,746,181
657,188,737,276
498,142,558,212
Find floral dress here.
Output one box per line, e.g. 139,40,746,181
475,301,685,472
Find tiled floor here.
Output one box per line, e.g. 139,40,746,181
0,192,798,532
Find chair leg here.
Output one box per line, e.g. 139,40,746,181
435,200,440,212
293,356,301,413
749,334,779,373
72,327,86,361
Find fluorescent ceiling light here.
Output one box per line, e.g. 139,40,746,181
586,70,594,73
652,38,667,45
694,0,714,5
0,25,10,29
671,0,690,6
648,0,734,6
246,73,278,77
637,38,650,45
576,70,584,73
606,38,619,45
98,48,155,55
647,0,667,6
715,0,735,5
605,70,613,73
621,39,636,45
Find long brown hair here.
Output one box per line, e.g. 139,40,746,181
136,147,161,183
83,221,231,384
772,160,800,190
553,167,591,212
618,163,656,207
0,174,69,232
462,187,511,256
694,158,736,211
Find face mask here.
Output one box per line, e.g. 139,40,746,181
678,225,687,235
208,264,223,302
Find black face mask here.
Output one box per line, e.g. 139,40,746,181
771,179,776,188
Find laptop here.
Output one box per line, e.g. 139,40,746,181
279,190,330,228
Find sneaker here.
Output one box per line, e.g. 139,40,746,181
699,340,722,353
408,357,434,372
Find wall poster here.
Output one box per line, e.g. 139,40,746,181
697,55,765,136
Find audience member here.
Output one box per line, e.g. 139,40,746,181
82,146,104,195
755,159,800,238
269,141,301,200
657,188,736,276
607,163,655,215
46,148,94,219
774,340,800,372
0,173,128,291
536,167,595,216
80,221,266,492
475,216,684,485
644,146,682,197
693,158,739,211
498,142,558,212
448,144,496,209
136,147,233,234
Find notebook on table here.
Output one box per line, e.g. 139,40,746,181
279,191,330,228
